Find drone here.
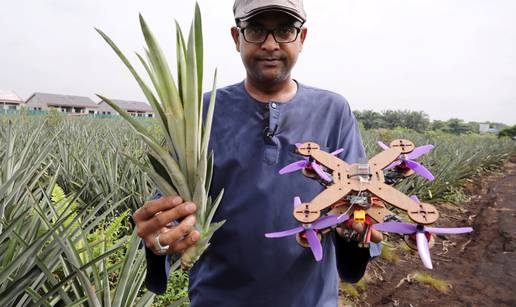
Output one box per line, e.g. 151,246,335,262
265,139,473,269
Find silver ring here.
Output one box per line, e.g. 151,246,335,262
153,233,169,254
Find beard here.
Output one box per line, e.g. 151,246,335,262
246,56,292,83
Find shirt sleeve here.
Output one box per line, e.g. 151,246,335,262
144,246,171,294
334,233,370,283
144,190,175,294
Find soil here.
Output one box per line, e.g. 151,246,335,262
344,158,516,307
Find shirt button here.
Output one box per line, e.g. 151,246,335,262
271,102,277,109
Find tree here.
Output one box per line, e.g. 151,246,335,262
498,125,516,139
442,118,474,134
380,110,429,132
353,110,384,129
403,111,430,132
431,120,447,131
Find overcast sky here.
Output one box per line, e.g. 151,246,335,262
1,0,515,124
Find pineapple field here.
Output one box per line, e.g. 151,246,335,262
0,114,515,306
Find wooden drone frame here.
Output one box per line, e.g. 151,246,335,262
293,139,439,225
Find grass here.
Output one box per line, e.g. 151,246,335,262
442,185,472,204
400,242,413,252
380,245,400,263
412,271,450,293
340,275,368,298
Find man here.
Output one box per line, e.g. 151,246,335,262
134,0,382,306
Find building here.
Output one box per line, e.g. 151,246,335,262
0,90,24,110
479,123,499,134
479,123,490,134
6,91,154,118
97,99,154,118
25,92,98,114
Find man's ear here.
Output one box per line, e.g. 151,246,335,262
231,27,241,52
298,27,307,52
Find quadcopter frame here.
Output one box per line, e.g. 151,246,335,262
292,139,439,225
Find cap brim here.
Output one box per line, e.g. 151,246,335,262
239,8,305,23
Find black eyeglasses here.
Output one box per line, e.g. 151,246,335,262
239,25,302,44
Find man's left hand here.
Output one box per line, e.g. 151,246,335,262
336,221,383,243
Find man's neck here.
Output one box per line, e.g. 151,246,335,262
244,76,298,103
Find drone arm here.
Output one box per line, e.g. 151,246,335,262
366,206,394,223
367,183,415,212
308,185,352,212
294,185,352,223
310,149,350,171
368,147,402,171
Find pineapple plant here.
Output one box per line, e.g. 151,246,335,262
96,3,224,270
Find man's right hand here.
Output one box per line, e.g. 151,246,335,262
133,196,200,256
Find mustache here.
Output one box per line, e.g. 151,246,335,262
255,54,286,61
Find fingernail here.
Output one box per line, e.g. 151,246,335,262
191,232,199,242
186,216,196,226
185,203,196,212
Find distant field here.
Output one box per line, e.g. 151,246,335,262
1,114,514,306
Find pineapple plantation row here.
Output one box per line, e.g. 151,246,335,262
0,114,514,306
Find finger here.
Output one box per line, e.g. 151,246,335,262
158,215,197,246
370,229,383,243
168,230,201,253
352,222,365,234
144,202,197,235
137,202,196,242
335,227,346,239
133,196,183,222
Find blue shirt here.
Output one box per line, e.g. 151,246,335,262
145,81,379,307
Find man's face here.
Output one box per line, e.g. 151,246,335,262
231,11,307,83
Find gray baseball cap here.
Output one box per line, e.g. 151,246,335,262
233,0,306,23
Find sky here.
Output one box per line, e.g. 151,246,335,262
1,0,515,124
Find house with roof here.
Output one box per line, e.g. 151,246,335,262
0,90,25,110
25,92,98,114
97,99,154,118
479,123,499,134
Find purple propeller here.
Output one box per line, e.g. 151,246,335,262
377,141,390,150
378,141,435,181
279,146,344,183
265,196,350,261
372,196,473,269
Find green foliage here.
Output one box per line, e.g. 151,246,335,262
50,183,78,228
44,107,65,129
362,129,516,202
0,117,155,306
96,3,224,271
412,271,450,293
340,278,368,298
354,109,430,132
498,125,516,139
440,118,476,134
354,110,503,135
51,184,66,203
442,185,471,204
152,270,190,307
380,245,399,263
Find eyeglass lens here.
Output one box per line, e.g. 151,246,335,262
243,27,299,43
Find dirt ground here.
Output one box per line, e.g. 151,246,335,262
344,158,516,307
